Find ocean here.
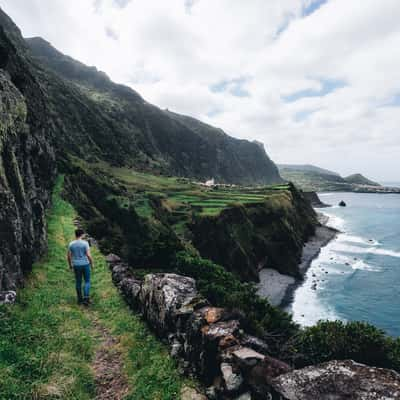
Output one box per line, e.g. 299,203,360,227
289,191,400,337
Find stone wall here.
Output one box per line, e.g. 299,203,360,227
106,254,400,400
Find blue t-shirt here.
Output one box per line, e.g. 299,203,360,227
68,239,90,267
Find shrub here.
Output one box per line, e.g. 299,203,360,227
294,320,398,371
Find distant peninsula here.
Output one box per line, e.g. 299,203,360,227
278,164,400,193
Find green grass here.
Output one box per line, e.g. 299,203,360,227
0,177,189,399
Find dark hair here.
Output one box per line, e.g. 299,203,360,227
75,229,85,238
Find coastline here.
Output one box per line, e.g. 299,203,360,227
257,211,338,307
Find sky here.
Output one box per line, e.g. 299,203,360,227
2,0,400,181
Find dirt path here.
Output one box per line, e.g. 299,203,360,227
72,218,129,399
90,315,130,400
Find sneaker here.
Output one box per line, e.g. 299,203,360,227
83,297,91,306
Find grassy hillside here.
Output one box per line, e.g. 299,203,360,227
0,178,190,399
344,173,381,186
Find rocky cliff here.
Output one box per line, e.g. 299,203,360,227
0,12,56,292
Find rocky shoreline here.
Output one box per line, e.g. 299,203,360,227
257,212,338,308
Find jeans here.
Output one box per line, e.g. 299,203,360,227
74,264,91,299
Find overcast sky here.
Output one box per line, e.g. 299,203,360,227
2,0,400,181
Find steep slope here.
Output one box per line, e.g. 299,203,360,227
344,173,381,186
26,36,282,185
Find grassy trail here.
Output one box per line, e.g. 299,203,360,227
0,178,187,399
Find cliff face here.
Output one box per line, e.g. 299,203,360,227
0,13,57,291
189,185,317,281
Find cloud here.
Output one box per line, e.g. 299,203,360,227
2,0,400,180
105,26,118,40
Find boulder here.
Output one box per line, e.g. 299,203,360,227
221,362,244,392
139,273,205,335
272,360,400,400
232,347,265,368
105,253,122,265
0,290,16,304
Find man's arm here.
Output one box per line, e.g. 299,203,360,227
86,248,94,269
67,250,73,270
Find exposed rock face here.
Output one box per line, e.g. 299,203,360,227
272,360,400,400
0,67,56,291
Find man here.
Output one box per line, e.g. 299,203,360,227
67,229,94,305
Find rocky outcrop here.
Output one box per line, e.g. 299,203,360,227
107,255,400,399
302,192,330,208
272,360,400,400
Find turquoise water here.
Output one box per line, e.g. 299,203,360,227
290,191,400,337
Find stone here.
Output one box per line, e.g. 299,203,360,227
105,253,121,264
233,347,265,367
0,290,16,304
203,307,224,324
272,360,400,400
202,320,240,341
221,362,243,392
139,273,201,335
180,386,207,400
205,386,217,399
241,334,269,355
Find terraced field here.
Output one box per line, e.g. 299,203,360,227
80,161,291,238
102,164,288,209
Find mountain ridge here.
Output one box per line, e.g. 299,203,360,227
25,34,282,185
